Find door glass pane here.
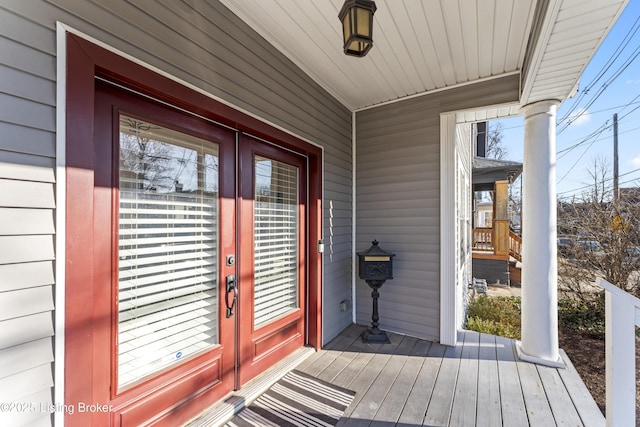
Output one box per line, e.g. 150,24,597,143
118,115,219,389
254,156,299,327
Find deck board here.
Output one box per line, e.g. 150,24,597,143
396,340,444,426
368,337,421,427
300,325,604,427
476,333,502,427
192,324,605,426
336,336,403,425
537,363,583,426
422,334,463,426
495,335,530,426
449,330,480,426
517,358,555,426
558,349,606,427
343,339,409,426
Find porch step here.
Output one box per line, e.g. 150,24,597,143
509,261,522,285
185,346,316,426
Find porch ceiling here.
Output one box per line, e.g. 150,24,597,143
220,0,628,114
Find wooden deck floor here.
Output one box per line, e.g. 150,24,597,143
294,324,604,427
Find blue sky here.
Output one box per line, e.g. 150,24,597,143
492,0,640,199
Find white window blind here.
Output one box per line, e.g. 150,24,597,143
118,116,219,388
253,156,299,327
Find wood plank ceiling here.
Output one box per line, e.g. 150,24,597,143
220,0,628,115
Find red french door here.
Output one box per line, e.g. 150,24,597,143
237,135,307,386
83,82,307,426
93,82,238,426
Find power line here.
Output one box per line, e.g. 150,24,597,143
557,102,640,185
617,93,640,119
557,121,612,158
557,42,640,134
557,15,640,130
555,99,640,160
497,99,640,132
497,97,640,144
559,124,640,152
557,167,640,197
563,99,640,118
557,137,600,184
507,115,640,165
496,15,640,139
559,16,640,122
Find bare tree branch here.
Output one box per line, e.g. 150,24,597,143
558,157,640,298
486,122,508,160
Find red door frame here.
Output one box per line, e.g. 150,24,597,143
65,32,322,426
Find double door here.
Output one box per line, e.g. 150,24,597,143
92,82,307,425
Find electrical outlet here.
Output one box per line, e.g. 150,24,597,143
339,299,351,312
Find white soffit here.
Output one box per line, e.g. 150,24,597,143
456,104,522,124
220,0,536,111
220,0,629,114
521,0,630,105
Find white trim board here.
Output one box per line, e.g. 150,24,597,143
439,113,457,346
54,22,68,427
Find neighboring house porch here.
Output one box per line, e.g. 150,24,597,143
472,226,523,285
472,155,523,285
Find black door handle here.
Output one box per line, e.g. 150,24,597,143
225,274,237,318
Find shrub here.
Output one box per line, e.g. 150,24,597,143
557,296,605,334
466,296,521,340
466,316,521,340
465,294,606,340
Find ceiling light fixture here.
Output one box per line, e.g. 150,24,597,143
339,0,377,57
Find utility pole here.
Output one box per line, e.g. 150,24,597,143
613,113,619,201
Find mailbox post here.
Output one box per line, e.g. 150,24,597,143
357,240,395,343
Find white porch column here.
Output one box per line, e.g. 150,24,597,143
516,100,564,368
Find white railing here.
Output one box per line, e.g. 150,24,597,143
595,277,640,427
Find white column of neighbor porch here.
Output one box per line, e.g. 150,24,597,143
516,99,565,368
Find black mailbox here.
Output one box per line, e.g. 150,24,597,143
357,240,395,343
358,240,394,282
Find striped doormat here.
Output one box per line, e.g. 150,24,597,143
224,370,355,427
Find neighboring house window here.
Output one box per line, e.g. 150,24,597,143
484,212,492,227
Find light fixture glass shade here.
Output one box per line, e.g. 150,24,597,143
339,0,376,57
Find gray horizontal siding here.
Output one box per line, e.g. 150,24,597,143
0,286,54,321
0,179,55,208
0,261,55,292
0,64,56,106
356,75,519,341
0,208,55,235
0,363,53,405
0,5,57,425
0,338,53,379
1,1,352,423
0,312,54,351
0,151,56,182
0,122,56,157
0,36,56,81
0,389,53,427
0,93,55,131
